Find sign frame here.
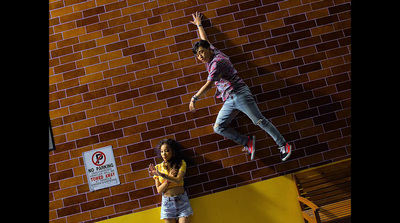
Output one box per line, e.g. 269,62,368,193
49,117,56,152
83,146,120,192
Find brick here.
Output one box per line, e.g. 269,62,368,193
84,62,109,74
114,116,138,129
122,44,145,56
129,187,153,200
51,46,73,58
139,194,162,207
271,25,294,36
116,89,139,102
295,108,318,121
103,67,126,79
115,200,140,213
83,6,105,18
142,21,171,35
90,206,115,220
79,31,102,42
63,68,86,81
83,89,106,102
166,120,195,134
280,57,303,69
81,199,105,212
284,14,307,25
251,166,277,179
109,56,132,68
57,205,80,218
238,24,261,36
275,41,299,53
107,83,130,95
103,25,126,36
316,40,339,52
50,169,74,182
257,3,279,14
105,40,128,52
298,62,322,74
64,27,87,39
60,52,82,64
143,100,167,113
141,128,165,141
174,31,198,43
76,135,99,148
63,112,86,124
89,123,114,135
293,20,317,32
289,30,312,41
76,16,99,28
305,142,329,155
243,40,266,52
280,84,304,96
328,3,351,15
156,86,187,100
86,21,108,34
82,46,106,58
204,178,228,191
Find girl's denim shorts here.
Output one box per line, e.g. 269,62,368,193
161,191,193,220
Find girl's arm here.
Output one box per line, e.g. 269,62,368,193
159,169,185,184
149,164,170,194
155,178,169,194
149,164,183,187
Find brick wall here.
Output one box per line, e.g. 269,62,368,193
49,0,351,222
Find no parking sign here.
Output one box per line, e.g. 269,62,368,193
83,146,120,192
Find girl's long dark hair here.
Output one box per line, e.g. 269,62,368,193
155,138,194,176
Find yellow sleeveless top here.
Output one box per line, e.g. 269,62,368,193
153,160,186,188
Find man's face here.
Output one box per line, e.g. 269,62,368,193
196,46,212,63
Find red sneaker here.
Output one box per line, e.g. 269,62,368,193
279,143,292,161
245,135,256,160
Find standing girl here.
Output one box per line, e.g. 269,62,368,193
148,138,193,223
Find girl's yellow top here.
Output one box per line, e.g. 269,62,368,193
153,160,186,188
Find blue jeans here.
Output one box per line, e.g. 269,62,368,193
214,86,286,147
161,191,193,220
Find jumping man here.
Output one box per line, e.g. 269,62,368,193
188,12,292,161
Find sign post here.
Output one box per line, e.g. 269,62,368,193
83,146,120,192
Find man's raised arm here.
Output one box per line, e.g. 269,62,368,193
190,11,208,41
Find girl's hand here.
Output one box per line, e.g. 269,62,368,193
190,11,203,26
169,168,178,177
148,163,161,177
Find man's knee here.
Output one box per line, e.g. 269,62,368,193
213,123,222,134
255,117,270,126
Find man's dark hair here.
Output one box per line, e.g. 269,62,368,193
192,40,210,55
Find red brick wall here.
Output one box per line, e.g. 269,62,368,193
49,0,351,222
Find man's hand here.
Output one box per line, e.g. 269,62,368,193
189,99,196,112
190,11,203,26
190,11,208,41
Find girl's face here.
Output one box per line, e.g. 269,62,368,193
160,144,173,162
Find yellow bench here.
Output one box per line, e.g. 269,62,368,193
292,158,351,223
